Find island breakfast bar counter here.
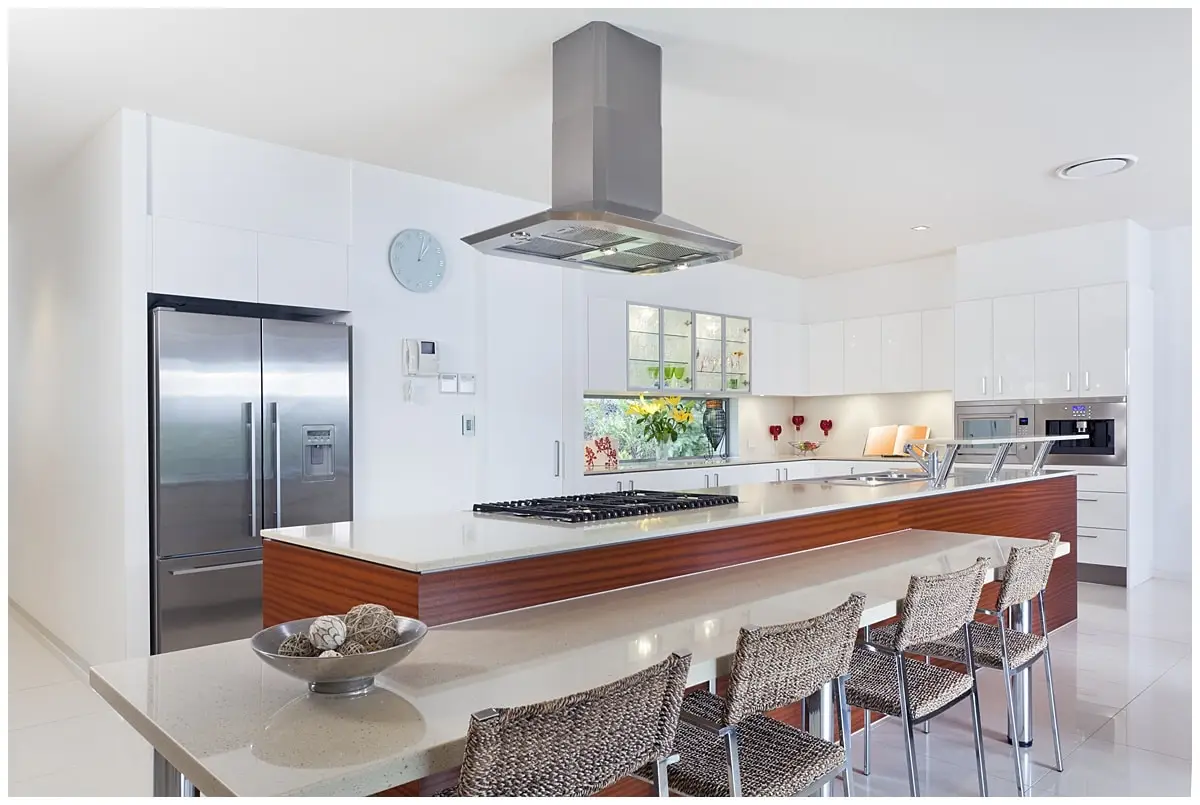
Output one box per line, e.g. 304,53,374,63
261,470,1078,631
92,528,1070,798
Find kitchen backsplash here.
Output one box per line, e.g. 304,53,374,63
735,396,802,460
791,391,954,457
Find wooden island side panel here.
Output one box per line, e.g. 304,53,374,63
265,475,1077,630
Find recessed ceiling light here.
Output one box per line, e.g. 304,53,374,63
910,225,930,231
1055,155,1138,180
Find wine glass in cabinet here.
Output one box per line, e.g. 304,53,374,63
662,308,694,391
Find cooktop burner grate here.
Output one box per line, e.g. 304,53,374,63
472,490,740,524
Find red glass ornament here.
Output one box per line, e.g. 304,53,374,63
792,415,804,430
820,419,834,437
769,425,783,441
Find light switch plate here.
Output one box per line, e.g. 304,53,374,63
462,414,476,436
458,373,476,394
439,373,458,393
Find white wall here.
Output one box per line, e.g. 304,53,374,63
735,397,798,461
789,391,955,457
8,110,150,665
803,253,955,323
1151,226,1192,580
348,162,544,517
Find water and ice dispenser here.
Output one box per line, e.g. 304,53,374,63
302,425,336,480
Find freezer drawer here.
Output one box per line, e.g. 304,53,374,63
154,551,263,654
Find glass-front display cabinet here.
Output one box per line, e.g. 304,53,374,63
626,303,751,394
724,316,751,392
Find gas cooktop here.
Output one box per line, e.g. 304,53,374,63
472,490,740,524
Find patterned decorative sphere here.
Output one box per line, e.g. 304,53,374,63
309,615,347,650
277,634,318,657
345,603,394,634
339,640,368,656
354,624,400,652
318,649,342,658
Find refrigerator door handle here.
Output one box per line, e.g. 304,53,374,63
168,559,263,576
245,402,258,538
271,401,282,528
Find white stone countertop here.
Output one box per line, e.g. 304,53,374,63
90,528,1069,797
262,469,1076,574
584,453,914,475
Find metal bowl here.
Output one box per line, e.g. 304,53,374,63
251,616,427,696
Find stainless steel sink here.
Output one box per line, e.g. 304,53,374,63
807,471,932,487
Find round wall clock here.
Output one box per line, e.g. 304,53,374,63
388,229,446,293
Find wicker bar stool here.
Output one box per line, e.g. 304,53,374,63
437,651,691,796
846,557,991,797
641,593,865,797
879,533,1064,796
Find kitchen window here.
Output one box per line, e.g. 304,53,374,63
583,396,731,462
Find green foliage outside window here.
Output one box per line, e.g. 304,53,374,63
583,397,727,461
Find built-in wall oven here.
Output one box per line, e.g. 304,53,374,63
954,398,1126,467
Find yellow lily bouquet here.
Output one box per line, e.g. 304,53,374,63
625,395,696,447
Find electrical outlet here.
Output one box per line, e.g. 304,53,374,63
462,415,476,436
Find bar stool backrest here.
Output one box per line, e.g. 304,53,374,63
996,532,1061,611
722,593,866,726
893,558,990,651
456,652,692,796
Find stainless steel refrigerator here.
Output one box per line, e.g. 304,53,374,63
150,308,352,654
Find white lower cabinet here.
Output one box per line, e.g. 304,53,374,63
1076,528,1127,568
1076,490,1127,530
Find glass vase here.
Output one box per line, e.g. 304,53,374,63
654,441,672,463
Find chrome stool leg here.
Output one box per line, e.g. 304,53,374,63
860,624,872,777
1039,591,1065,772
836,674,854,797
724,728,743,797
895,654,920,797
998,620,1027,796
963,622,990,798
920,655,932,734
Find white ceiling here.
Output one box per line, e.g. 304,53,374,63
9,9,1191,277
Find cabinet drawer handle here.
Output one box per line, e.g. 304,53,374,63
1077,497,1099,502
1078,472,1099,476
1078,533,1099,539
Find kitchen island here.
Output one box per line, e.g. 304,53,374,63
261,468,1078,631
92,527,1072,797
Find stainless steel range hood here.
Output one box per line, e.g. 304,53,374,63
463,22,742,275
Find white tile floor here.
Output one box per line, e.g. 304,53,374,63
6,580,1194,796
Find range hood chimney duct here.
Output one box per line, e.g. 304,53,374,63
462,22,742,274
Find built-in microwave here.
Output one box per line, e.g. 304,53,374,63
953,402,1036,463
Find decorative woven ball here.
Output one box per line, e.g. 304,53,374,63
339,640,368,656
318,649,342,658
354,624,400,652
277,633,318,657
309,615,347,651
344,603,394,634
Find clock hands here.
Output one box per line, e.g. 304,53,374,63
417,233,428,263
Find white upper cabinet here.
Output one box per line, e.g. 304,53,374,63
1079,283,1128,397
881,312,922,393
921,308,953,391
151,217,257,302
954,299,993,401
150,117,353,246
1034,289,1080,399
991,294,1036,400
586,297,628,392
808,321,845,396
843,317,882,394
753,320,809,397
257,234,349,310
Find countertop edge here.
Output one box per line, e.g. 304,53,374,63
583,454,912,476
262,471,1078,575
